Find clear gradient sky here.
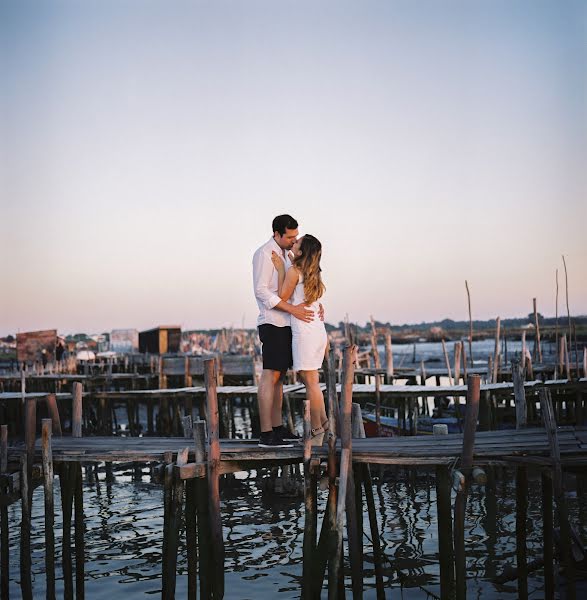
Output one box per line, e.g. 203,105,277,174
1,0,586,336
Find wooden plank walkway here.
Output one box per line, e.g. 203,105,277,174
5,426,587,467
1,379,586,403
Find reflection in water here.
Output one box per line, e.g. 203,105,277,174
6,463,587,598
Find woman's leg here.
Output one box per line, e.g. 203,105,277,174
299,370,326,429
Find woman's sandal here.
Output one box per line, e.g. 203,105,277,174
299,425,326,447
310,426,325,446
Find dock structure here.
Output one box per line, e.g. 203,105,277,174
1,353,587,598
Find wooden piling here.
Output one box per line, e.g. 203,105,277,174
370,316,381,370
461,341,468,379
45,393,62,436
542,471,554,600
492,317,501,383
531,299,542,363
24,396,36,494
332,345,357,597
516,466,528,599
72,382,83,438
1,425,8,600
42,419,56,600
454,375,481,600
454,341,462,386
204,358,225,598
184,355,192,388
562,255,572,377
20,452,32,600
540,389,576,598
167,447,189,598
60,462,75,600
436,464,454,599
465,280,474,367
185,476,198,599
302,398,318,599
161,450,173,599
385,330,394,381
512,359,527,429
323,348,341,599
73,464,85,599
441,339,453,386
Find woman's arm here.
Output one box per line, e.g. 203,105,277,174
271,251,286,295
278,267,299,302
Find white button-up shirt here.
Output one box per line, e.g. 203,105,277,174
252,237,292,327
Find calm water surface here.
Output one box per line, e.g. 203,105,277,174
6,464,587,598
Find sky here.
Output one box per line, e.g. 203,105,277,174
1,0,586,336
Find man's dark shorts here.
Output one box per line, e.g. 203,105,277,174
258,324,292,372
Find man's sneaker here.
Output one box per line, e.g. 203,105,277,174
258,430,294,448
273,425,300,440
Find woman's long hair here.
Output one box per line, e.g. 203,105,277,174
292,234,325,304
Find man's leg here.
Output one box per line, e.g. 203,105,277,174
271,372,286,428
258,368,282,432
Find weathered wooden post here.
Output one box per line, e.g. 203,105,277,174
512,359,527,429
540,388,575,599
45,393,63,436
72,382,83,438
434,424,454,599
454,341,462,386
492,317,501,383
71,385,84,599
42,419,56,600
331,345,357,597
161,450,173,598
302,399,317,599
204,358,225,598
184,355,192,388
533,298,542,363
1,425,8,600
322,348,341,598
166,447,189,598
453,374,481,600
465,280,474,367
541,471,554,599
441,339,454,386
516,466,528,599
20,452,32,600
385,330,394,382
186,420,206,599
370,324,381,372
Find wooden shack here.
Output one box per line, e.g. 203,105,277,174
139,326,181,354
110,329,139,353
16,329,57,364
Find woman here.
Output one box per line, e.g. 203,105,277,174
271,234,328,445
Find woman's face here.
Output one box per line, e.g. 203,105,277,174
292,236,304,257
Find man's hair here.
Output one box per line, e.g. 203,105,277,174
272,214,298,235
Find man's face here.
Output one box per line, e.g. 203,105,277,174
274,227,298,250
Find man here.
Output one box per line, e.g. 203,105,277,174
253,214,314,448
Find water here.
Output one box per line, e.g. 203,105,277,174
6,464,587,597
378,338,556,369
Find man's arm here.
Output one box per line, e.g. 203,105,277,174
253,249,313,322
275,300,314,323
252,249,282,310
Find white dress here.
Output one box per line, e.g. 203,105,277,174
290,271,327,371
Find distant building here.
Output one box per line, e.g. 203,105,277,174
16,329,57,364
110,329,139,353
139,326,181,354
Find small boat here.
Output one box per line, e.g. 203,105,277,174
362,411,461,437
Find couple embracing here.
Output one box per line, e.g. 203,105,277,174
252,214,329,449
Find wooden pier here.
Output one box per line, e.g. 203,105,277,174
2,352,587,598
